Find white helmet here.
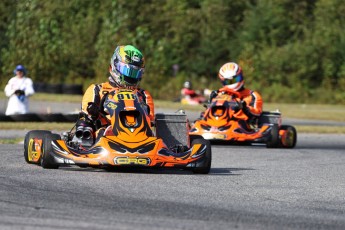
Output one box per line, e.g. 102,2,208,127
218,62,244,91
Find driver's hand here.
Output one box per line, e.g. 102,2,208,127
240,100,246,109
233,100,246,112
87,102,99,118
208,90,218,103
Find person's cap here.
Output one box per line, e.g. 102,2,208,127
15,65,26,72
14,65,26,75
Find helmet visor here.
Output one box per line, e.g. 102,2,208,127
116,61,144,80
221,74,243,86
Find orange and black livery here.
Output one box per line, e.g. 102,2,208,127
189,87,297,148
24,89,211,173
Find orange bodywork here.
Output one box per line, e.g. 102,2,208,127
28,89,207,168
190,90,270,142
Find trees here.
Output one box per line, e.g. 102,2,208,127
0,0,344,103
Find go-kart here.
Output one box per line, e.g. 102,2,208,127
180,95,207,105
189,87,297,148
24,89,211,173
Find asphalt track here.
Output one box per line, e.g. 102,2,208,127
0,133,344,230
1,100,345,229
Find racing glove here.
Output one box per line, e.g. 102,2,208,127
86,102,99,120
208,90,218,103
232,100,246,113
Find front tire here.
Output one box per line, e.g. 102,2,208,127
41,133,61,169
266,124,280,148
24,130,52,164
191,138,212,174
280,125,297,148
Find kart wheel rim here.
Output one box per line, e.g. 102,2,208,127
283,128,295,147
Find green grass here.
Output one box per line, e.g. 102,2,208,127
2,92,344,122
0,92,82,102
155,101,345,122
0,122,74,131
1,92,345,134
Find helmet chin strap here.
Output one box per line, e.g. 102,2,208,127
108,75,138,90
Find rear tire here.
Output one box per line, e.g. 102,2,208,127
41,133,61,169
24,130,52,164
280,125,297,148
191,138,212,174
266,124,280,148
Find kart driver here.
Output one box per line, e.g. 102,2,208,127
209,62,263,130
77,45,154,140
180,81,206,105
181,81,198,98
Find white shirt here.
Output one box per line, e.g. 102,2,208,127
4,75,35,115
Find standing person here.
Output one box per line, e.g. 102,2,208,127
4,65,35,115
77,45,154,140
209,62,263,129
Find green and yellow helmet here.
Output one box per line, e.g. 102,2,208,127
109,45,145,88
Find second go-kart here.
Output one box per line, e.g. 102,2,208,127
189,87,297,148
24,89,211,173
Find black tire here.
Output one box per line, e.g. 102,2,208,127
10,113,42,122
24,130,52,164
45,83,62,94
0,114,13,122
266,124,280,148
41,133,61,169
62,84,83,95
279,125,297,148
63,113,79,122
189,134,204,146
33,82,47,93
37,113,66,122
191,138,212,174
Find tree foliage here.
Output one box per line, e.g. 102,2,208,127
0,0,344,103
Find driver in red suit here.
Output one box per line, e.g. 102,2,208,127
209,62,263,129
181,81,206,104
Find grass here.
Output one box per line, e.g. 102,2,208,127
0,122,74,131
1,92,345,135
0,92,82,103
1,92,345,122
155,101,345,122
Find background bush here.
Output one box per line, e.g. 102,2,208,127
0,0,344,104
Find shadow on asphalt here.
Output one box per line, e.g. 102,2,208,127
45,165,255,176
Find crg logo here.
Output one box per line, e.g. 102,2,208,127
114,157,150,165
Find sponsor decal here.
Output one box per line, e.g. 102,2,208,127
106,101,117,110
114,157,150,165
203,133,226,139
28,139,41,162
117,92,137,100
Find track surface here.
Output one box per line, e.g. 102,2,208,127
1,133,344,230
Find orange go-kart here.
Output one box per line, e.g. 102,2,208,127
24,89,211,173
189,87,297,148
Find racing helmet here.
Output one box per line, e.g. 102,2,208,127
218,62,244,91
109,45,145,89
183,81,192,89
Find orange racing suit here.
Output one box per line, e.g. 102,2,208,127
212,87,263,125
81,82,155,128
236,88,263,119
